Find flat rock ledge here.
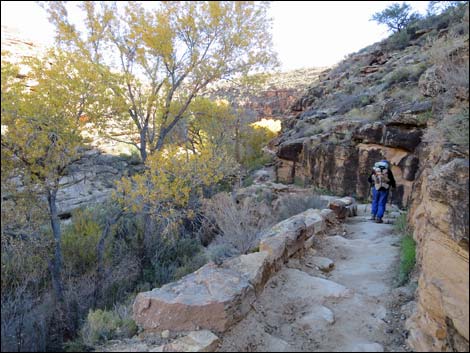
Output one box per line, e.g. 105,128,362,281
133,198,355,344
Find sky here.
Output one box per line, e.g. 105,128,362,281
1,1,430,71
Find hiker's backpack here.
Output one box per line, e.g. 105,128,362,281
372,161,390,190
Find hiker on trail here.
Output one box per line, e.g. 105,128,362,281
368,160,396,223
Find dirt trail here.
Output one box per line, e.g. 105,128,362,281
217,204,412,352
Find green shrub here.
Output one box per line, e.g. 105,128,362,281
63,339,91,352
417,111,433,125
386,30,412,50
207,243,240,265
383,63,427,86
398,234,416,286
61,208,102,275
242,174,255,187
394,212,416,286
80,307,137,346
394,212,409,234
151,236,207,287
293,176,305,187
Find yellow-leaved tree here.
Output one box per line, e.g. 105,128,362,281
114,144,237,270
43,1,278,162
41,1,278,271
1,49,108,304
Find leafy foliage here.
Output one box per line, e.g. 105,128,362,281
115,144,237,218
43,1,278,161
371,3,420,33
398,234,416,285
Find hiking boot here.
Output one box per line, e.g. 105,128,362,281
375,218,383,224
369,216,376,221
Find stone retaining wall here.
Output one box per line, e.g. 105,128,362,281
132,197,356,334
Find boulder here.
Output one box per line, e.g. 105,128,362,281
133,263,256,333
295,305,335,331
276,138,305,162
383,126,423,152
261,215,307,258
222,252,271,296
328,199,348,219
259,233,289,270
360,66,380,74
353,122,384,145
301,208,326,235
418,66,445,97
159,331,219,352
320,208,336,222
309,256,335,272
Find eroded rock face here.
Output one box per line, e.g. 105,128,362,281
271,33,436,208
57,149,142,217
406,144,469,352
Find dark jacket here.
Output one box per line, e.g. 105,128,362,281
368,168,396,190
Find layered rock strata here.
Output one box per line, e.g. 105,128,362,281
406,143,469,352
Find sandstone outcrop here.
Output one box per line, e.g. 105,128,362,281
271,33,437,208
406,143,469,352
57,148,142,217
207,67,325,120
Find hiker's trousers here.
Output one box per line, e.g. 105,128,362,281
371,188,389,219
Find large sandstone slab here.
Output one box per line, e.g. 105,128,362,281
260,215,307,258
222,252,271,296
133,263,256,333
279,268,351,300
302,208,326,234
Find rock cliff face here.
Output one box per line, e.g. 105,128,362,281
272,6,469,351
406,142,469,352
1,25,44,62
208,67,325,120
272,43,432,207
57,149,142,217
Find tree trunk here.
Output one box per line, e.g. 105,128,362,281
235,124,241,164
94,211,123,306
47,187,64,304
140,128,148,163
141,209,153,277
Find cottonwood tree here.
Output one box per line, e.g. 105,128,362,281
44,1,278,162
185,97,275,171
114,144,237,270
1,50,106,304
371,3,420,33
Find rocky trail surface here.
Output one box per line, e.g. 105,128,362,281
217,205,412,352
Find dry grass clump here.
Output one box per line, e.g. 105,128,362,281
202,192,275,254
